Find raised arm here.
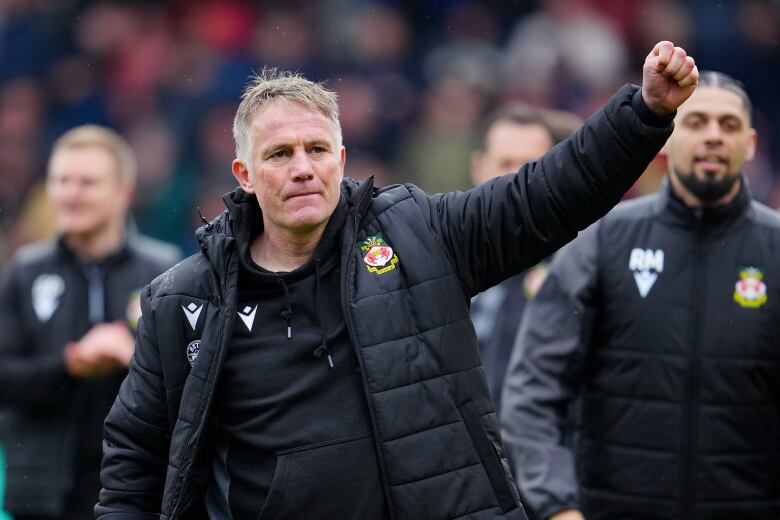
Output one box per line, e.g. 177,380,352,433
414,42,697,296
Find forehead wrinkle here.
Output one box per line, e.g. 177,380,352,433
252,104,337,155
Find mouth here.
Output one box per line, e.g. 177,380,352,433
693,154,728,175
286,192,320,200
59,204,85,214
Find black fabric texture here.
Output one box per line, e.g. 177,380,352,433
504,180,780,519
207,192,386,519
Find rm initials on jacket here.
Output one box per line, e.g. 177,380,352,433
629,248,664,298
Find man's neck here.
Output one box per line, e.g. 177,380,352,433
64,222,125,262
250,223,327,272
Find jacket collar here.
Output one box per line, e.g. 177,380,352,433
196,176,376,271
658,175,751,231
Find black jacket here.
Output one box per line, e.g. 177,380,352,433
502,182,780,520
0,233,180,517
96,85,673,520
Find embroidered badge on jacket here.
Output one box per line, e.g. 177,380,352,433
31,273,65,322
358,234,399,275
186,340,201,367
733,267,767,308
628,248,664,298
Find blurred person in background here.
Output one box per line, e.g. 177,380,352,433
470,103,582,411
96,41,695,519
502,72,780,520
0,126,180,520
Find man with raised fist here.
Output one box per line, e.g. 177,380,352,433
96,42,697,520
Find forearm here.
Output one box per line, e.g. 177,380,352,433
525,85,672,245
424,85,673,295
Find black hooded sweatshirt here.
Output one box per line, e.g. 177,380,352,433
205,191,387,519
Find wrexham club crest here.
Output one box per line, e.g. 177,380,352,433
358,234,399,275
733,267,767,309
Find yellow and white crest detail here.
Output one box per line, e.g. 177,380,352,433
358,234,399,275
733,267,767,309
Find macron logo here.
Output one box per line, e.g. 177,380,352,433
629,248,664,298
238,305,258,332
182,302,203,330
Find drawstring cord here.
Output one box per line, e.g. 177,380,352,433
311,258,334,369
278,279,293,339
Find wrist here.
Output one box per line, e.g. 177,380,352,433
635,89,675,127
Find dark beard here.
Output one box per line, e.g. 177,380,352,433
674,169,740,205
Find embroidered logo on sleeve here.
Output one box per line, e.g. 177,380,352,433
733,267,767,308
628,248,664,298
182,302,203,330
357,234,399,275
32,274,65,322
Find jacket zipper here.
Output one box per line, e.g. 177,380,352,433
169,246,238,518
680,231,705,519
340,192,397,520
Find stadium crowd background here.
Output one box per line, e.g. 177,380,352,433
0,0,778,259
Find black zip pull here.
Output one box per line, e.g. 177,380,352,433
313,344,334,369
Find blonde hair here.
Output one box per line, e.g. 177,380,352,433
233,67,342,166
49,125,137,186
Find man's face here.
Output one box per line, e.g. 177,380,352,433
47,146,131,238
234,101,345,238
471,121,554,186
667,86,756,204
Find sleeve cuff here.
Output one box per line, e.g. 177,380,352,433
631,88,675,128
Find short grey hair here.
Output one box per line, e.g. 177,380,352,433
232,68,342,166
49,125,137,186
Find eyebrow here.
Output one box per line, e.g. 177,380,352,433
682,110,744,120
262,137,333,152
681,111,748,127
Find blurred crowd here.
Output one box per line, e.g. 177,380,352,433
0,0,778,259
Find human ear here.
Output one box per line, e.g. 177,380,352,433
232,160,254,193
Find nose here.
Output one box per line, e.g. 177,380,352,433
290,147,314,181
703,119,723,145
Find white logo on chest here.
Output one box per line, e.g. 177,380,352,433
237,305,258,332
32,274,65,322
628,248,664,298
